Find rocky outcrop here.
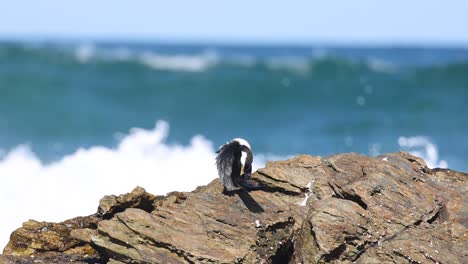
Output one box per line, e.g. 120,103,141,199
2,187,159,263
1,152,467,263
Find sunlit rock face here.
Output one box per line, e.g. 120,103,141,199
1,152,466,264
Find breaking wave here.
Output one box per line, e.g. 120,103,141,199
398,136,448,168
74,43,219,72
72,43,314,73
0,120,278,248
139,51,218,72
6,42,468,75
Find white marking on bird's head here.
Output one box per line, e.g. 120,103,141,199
233,138,251,150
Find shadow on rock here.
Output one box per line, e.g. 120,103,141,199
222,189,265,213
238,190,265,213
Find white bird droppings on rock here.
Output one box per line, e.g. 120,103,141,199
298,181,313,206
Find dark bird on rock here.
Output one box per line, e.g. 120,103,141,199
216,138,259,192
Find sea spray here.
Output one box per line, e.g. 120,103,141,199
398,136,448,168
0,120,277,248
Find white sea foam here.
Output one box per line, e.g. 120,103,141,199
0,120,277,248
139,51,218,72
366,58,396,73
398,136,448,168
265,56,310,74
71,44,399,75
73,44,219,72
74,43,96,63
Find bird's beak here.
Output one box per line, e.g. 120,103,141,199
240,165,244,175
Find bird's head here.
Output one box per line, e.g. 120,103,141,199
234,138,252,176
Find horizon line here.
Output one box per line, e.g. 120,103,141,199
1,33,468,49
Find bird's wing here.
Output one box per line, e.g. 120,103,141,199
215,141,239,190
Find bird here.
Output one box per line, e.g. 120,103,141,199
215,138,259,192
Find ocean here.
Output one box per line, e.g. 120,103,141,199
0,41,467,247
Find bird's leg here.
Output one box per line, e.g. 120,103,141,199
231,175,244,190
222,187,239,196
239,173,261,190
240,173,248,182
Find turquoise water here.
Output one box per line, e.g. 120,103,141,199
0,41,467,171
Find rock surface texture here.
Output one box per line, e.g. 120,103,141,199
1,152,467,263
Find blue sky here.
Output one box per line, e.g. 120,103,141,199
0,0,467,45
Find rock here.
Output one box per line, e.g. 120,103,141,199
293,152,467,263
2,186,158,263
3,216,99,259
0,253,96,264
1,152,466,263
97,186,160,219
